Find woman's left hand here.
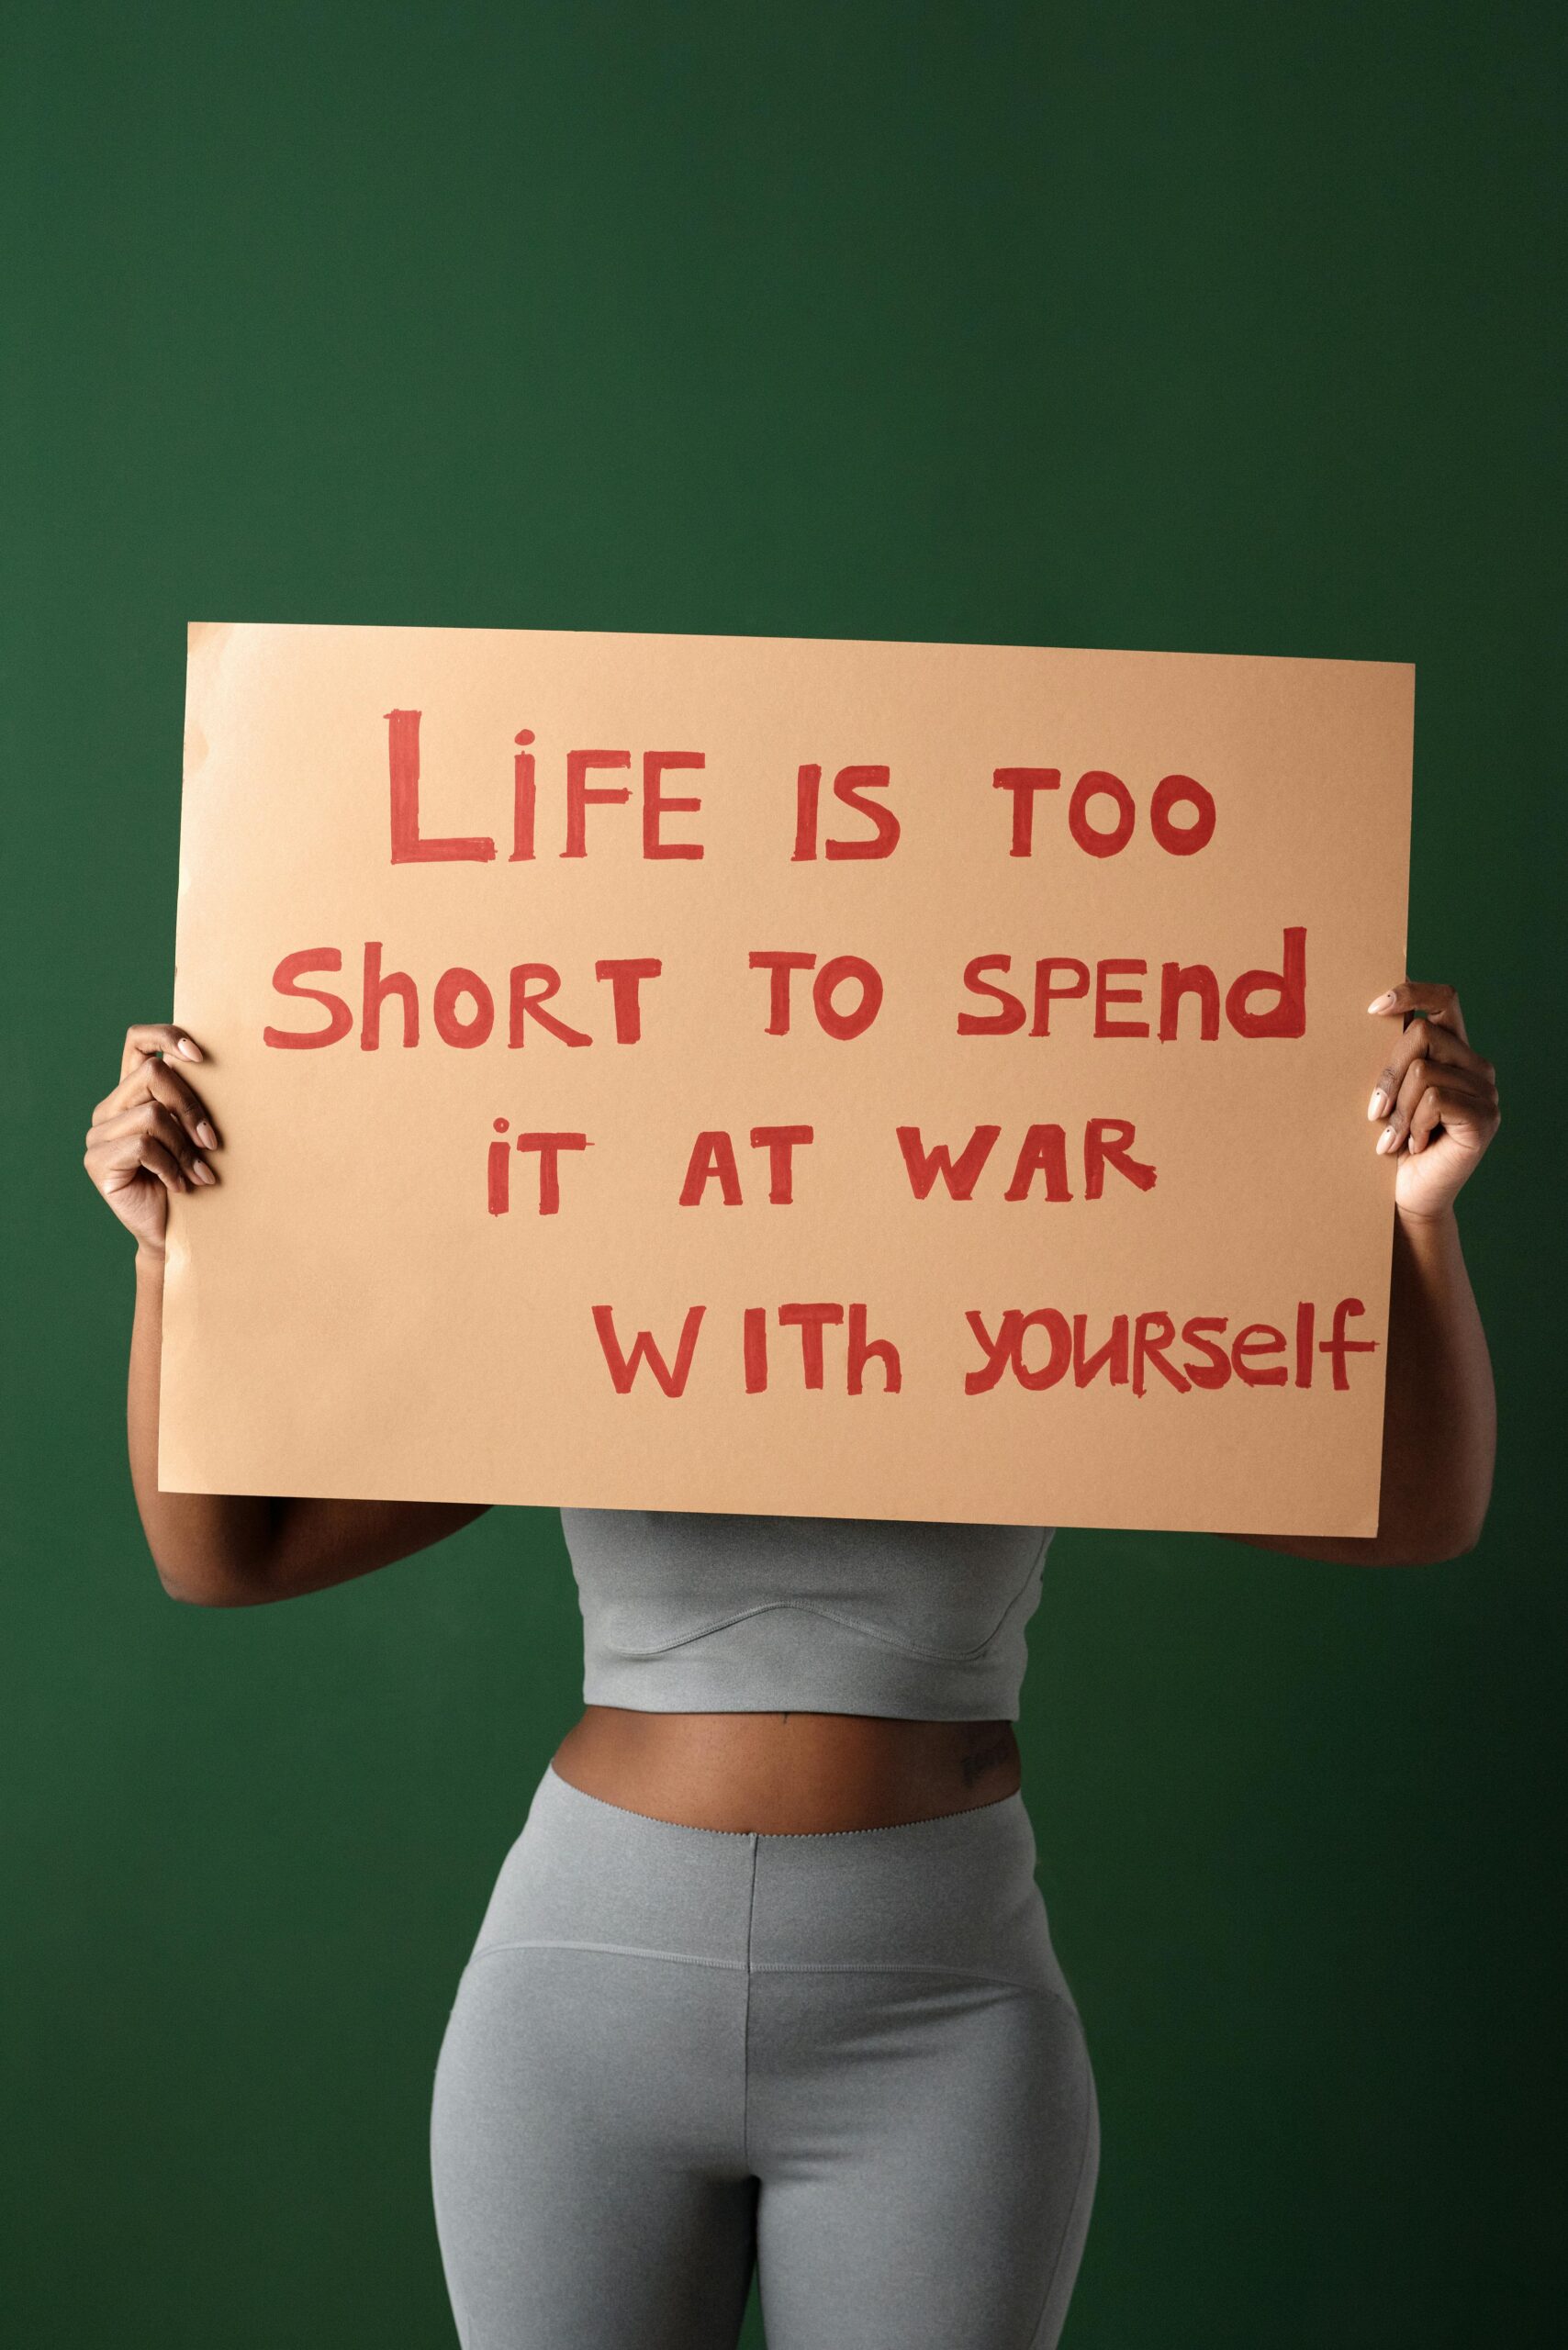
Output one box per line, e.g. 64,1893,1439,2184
1366,980,1501,1222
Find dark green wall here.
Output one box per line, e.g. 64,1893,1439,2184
4,5,1561,2343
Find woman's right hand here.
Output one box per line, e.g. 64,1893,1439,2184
84,1022,221,1258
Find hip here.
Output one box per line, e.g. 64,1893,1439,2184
465,1759,1074,2004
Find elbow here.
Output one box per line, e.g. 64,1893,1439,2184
1446,1508,1489,1561
1370,1516,1488,1568
1424,1518,1488,1566
155,1565,230,1606
152,1555,268,1607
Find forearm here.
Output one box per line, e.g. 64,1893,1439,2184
101,1021,487,1606
129,1247,283,1599
1230,1203,1495,1566
129,1247,490,1605
1372,1203,1495,1559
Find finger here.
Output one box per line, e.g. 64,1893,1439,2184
1377,1057,1496,1155
87,1125,189,1199
95,1056,219,1148
1407,1081,1502,1157
93,1059,218,1146
118,1022,205,1086
119,1099,218,1182
1367,1017,1495,1120
89,1100,217,1185
1366,980,1468,1046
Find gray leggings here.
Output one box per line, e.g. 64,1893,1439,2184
431,1763,1098,2348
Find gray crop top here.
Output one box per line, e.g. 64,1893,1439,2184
558,1510,1055,1722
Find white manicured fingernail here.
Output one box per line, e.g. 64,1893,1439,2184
1367,991,1396,1013
176,1036,202,1060
1376,1125,1397,1154
1368,1088,1387,1120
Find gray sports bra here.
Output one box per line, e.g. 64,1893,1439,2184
558,1510,1055,1722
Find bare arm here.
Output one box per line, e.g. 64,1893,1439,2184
1226,979,1498,1567
94,1021,489,1606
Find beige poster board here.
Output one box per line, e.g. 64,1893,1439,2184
161,623,1412,1535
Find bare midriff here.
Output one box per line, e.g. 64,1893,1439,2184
550,1706,1022,1832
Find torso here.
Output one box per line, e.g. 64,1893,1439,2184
552,1507,1046,1830
550,1707,1023,1831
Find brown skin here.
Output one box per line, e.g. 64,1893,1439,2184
87,982,1497,1832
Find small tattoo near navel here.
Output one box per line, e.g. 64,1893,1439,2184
960,1735,1014,1786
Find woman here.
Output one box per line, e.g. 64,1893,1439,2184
84,978,1497,2350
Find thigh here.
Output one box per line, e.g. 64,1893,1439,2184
431,1944,758,2350
750,1970,1099,2350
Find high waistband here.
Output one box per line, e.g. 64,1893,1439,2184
465,1763,1074,1998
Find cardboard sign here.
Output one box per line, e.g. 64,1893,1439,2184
160,623,1411,1534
